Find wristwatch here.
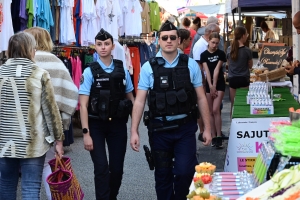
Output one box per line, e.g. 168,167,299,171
82,128,89,134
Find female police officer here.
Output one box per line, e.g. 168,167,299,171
130,21,212,200
79,29,134,200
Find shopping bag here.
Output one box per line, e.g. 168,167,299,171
48,156,84,200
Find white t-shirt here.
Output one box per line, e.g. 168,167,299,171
0,0,14,52
81,0,98,46
192,36,208,62
124,0,142,36
118,0,126,36
60,0,76,44
112,40,127,70
96,0,122,40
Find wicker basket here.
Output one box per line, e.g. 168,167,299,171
258,67,286,82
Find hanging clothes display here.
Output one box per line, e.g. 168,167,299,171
60,0,76,44
112,40,127,69
146,42,156,58
50,0,57,42
140,0,150,33
11,0,21,33
97,0,123,40
0,0,14,52
36,0,54,32
124,0,142,36
118,0,126,36
148,1,160,31
26,0,33,28
139,42,150,66
124,45,133,75
81,0,98,46
55,0,60,42
74,0,82,46
19,0,28,31
128,46,141,95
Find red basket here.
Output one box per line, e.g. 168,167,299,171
48,156,84,200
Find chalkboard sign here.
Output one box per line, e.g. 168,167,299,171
260,46,289,70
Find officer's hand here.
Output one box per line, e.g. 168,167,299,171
83,135,94,151
202,130,212,146
130,131,140,152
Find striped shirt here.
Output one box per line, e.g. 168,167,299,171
0,58,64,158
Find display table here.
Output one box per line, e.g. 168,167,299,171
237,180,300,199
224,87,299,172
270,80,292,89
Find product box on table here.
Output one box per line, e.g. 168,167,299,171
250,105,274,115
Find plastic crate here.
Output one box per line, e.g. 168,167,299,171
266,153,300,180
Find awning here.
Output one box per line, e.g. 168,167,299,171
187,3,226,15
196,13,208,19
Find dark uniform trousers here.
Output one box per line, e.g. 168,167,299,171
89,118,128,200
151,120,198,200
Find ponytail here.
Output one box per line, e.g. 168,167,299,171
230,39,240,61
230,26,247,61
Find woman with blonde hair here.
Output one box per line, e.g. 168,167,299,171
227,26,253,117
0,32,64,200
24,27,78,200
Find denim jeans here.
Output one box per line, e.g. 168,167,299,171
0,155,46,200
89,118,128,200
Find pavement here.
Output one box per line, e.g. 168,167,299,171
17,86,231,200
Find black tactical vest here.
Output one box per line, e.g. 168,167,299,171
147,54,197,118
88,60,126,120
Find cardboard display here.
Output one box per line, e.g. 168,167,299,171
224,117,289,173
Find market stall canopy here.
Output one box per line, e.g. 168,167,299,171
196,13,208,19
229,0,291,12
155,0,186,16
240,11,286,19
187,3,226,14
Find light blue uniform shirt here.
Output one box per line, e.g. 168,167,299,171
138,50,202,121
79,58,134,95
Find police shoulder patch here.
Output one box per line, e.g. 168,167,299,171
80,75,84,85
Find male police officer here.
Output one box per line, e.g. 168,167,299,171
130,21,212,200
79,29,134,200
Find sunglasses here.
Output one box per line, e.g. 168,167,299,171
161,35,177,41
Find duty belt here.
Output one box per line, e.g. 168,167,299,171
148,114,196,132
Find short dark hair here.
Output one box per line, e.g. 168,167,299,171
260,21,269,30
182,17,191,27
192,17,201,25
178,29,190,44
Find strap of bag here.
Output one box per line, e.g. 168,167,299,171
54,155,67,182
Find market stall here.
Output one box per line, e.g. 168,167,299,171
224,87,299,173
189,117,300,200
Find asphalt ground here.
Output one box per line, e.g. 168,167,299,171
16,85,231,200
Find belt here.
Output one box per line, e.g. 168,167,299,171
149,114,196,132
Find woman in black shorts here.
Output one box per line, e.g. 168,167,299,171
200,32,226,148
227,26,253,117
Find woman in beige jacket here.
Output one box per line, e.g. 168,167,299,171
0,32,64,200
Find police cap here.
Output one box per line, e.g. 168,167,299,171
95,28,113,43
159,20,177,32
